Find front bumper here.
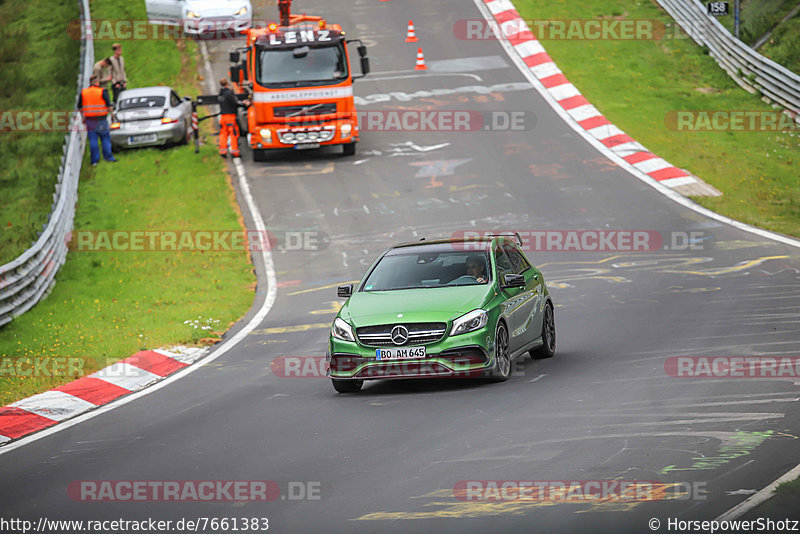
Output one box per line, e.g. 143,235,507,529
110,121,185,148
251,120,358,150
328,328,493,380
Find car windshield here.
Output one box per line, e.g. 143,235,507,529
362,251,490,291
118,96,166,110
256,44,347,87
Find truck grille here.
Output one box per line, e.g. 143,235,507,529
274,103,337,117
356,323,447,347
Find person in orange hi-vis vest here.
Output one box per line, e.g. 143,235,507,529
218,78,250,158
78,74,118,166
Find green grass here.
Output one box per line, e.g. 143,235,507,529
777,476,800,495
513,0,800,239
0,0,81,264
715,0,800,73
0,0,255,406
759,15,800,74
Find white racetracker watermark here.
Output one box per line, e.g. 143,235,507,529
650,517,800,532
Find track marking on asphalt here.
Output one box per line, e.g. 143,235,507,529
263,162,335,177
471,0,800,252
663,255,790,276
354,82,532,106
309,301,343,315
251,323,330,335
0,42,278,455
287,281,360,296
351,482,694,520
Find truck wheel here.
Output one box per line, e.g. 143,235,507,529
342,142,356,156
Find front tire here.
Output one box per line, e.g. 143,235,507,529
342,142,356,156
490,322,511,382
530,302,556,359
331,378,363,393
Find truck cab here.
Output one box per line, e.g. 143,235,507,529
230,1,369,160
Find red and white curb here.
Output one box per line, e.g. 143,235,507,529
0,346,205,445
482,0,720,197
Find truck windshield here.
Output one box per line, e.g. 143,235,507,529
257,44,348,87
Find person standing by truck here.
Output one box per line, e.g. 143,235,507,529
217,78,249,158
78,75,118,166
109,43,127,103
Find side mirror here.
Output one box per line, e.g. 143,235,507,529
502,274,525,289
360,57,370,76
230,67,240,84
357,44,367,58
229,51,240,63
337,284,353,298
293,46,310,58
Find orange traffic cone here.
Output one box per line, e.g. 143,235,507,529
405,20,419,42
414,47,427,70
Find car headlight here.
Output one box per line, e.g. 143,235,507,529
340,123,352,138
186,10,200,18
235,6,248,15
332,317,355,342
259,129,271,142
450,309,488,336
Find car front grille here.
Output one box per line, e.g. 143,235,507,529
356,323,447,347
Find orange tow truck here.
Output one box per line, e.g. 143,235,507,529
229,0,369,161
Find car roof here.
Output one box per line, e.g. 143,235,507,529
386,236,517,255
118,87,174,99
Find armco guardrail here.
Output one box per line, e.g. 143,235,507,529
656,0,800,114
0,0,93,328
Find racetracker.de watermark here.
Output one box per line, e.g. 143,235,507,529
276,356,550,378
0,357,84,378
0,111,81,133
451,230,708,252
68,19,261,41
453,19,690,41
665,356,800,378
67,481,321,502
453,480,707,501
354,110,535,132
666,110,799,132
67,230,328,252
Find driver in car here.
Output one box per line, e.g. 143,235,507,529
465,255,487,284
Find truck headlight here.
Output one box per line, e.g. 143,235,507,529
259,129,271,143
340,123,352,138
332,317,355,342
450,309,488,336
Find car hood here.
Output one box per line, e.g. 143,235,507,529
185,0,249,16
340,286,492,327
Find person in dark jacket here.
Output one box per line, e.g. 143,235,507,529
218,78,249,158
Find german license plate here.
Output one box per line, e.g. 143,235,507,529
375,346,426,361
294,142,320,150
128,133,157,145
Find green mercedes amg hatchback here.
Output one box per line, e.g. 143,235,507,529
327,235,556,393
